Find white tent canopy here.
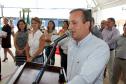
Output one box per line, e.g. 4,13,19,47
0,0,88,9
0,0,91,18
0,0,126,9
0,0,126,34
95,0,126,10
0,0,126,18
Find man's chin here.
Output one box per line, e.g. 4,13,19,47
72,36,77,40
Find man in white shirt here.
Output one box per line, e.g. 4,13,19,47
67,8,110,84
102,18,120,84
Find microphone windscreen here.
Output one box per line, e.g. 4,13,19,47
65,30,71,37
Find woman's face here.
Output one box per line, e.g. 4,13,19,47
63,22,69,29
19,21,26,30
3,18,8,25
31,20,40,30
48,22,54,30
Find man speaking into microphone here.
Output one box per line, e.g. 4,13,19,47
45,8,110,84
67,8,110,84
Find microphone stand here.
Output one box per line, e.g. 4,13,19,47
32,41,58,84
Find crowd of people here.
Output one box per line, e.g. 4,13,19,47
0,8,126,84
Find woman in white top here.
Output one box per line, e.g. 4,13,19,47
26,17,45,63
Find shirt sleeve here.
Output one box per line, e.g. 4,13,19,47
107,29,120,46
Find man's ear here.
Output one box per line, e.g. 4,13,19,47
85,21,90,27
84,21,91,31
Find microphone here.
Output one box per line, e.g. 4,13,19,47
32,31,71,84
54,31,71,43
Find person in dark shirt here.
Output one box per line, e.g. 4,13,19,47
2,17,15,62
90,17,103,39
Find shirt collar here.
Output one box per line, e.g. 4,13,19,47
72,33,92,47
107,26,115,31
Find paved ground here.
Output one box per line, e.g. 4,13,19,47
0,44,61,84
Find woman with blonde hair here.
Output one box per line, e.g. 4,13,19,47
26,17,45,63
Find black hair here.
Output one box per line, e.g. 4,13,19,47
124,23,126,27
17,19,27,32
47,20,55,31
63,20,69,26
108,17,115,24
70,8,92,23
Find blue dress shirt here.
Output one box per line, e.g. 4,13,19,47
67,33,110,84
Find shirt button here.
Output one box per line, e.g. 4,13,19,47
77,61,79,63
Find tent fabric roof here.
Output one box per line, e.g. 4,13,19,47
95,0,126,10
0,0,126,18
0,0,126,10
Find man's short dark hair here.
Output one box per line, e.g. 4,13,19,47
70,8,92,31
70,8,92,23
124,23,126,27
108,17,115,24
